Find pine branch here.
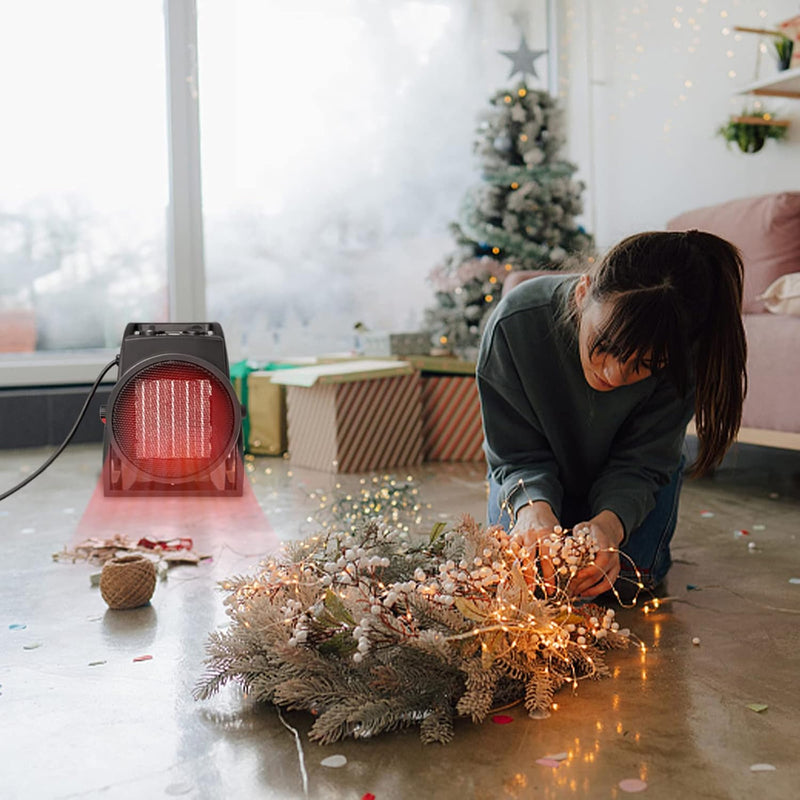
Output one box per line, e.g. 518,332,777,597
525,666,556,714
456,660,499,723
420,707,456,745
308,697,421,745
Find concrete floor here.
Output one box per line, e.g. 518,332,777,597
1,442,799,800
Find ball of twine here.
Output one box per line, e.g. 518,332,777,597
100,554,157,609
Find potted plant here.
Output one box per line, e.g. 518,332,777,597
774,35,794,70
717,110,789,153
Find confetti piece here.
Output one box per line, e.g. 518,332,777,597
132,654,153,662
753,524,766,531
699,510,715,518
8,624,27,630
734,529,749,537
619,778,648,792
492,714,514,724
789,578,800,585
747,703,768,713
22,642,42,650
686,584,699,591
692,637,701,646
63,508,76,514
88,661,107,667
320,755,347,768
543,752,568,761
535,758,561,768
750,763,776,772
747,542,757,551
361,794,376,800
21,527,35,534
768,492,779,499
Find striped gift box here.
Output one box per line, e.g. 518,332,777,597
272,361,423,473
421,374,485,462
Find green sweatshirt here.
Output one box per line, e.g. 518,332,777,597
476,273,694,539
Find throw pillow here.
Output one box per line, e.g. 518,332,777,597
759,272,800,316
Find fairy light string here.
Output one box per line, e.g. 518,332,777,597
202,476,644,744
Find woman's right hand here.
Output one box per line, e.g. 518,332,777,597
509,501,561,594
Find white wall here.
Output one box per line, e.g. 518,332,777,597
560,0,800,251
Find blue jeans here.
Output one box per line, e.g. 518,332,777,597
487,460,685,590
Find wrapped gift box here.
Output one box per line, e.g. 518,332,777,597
231,359,316,455
270,360,423,473
360,330,431,358
245,372,287,456
405,356,484,463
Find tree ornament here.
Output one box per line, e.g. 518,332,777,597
499,35,548,80
511,103,528,123
493,134,513,152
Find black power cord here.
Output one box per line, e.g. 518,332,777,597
0,356,119,502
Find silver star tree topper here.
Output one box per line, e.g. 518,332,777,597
499,34,548,80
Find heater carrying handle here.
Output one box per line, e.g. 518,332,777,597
0,356,120,502
123,322,225,338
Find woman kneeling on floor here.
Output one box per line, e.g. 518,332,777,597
477,230,747,600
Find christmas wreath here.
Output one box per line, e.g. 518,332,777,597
195,488,636,744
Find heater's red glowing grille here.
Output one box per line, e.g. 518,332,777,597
111,361,236,480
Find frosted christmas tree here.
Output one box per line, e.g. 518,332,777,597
424,39,594,360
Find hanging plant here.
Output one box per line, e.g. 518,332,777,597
773,35,794,71
717,111,789,154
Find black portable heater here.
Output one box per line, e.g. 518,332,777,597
102,322,243,497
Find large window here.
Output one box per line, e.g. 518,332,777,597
0,1,168,364
0,0,550,378
198,0,548,360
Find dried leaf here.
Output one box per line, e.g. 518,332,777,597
323,589,356,625
428,521,447,545
454,596,494,623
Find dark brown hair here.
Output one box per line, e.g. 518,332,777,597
580,230,747,476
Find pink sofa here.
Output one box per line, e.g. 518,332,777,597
502,191,800,450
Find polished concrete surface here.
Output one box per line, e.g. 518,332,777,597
1,442,799,800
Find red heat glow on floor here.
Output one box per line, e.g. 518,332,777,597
75,474,276,552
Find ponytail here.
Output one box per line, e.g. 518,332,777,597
687,232,747,476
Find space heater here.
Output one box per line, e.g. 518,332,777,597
102,322,243,497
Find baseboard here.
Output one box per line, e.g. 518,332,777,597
0,385,111,449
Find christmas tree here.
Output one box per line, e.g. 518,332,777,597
424,76,594,360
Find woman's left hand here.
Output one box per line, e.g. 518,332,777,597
567,510,625,598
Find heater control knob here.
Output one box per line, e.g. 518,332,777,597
99,405,107,424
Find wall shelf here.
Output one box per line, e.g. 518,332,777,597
737,66,800,99
730,115,790,126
